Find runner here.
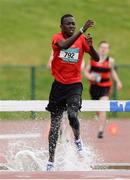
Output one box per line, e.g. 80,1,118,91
47,50,85,141
84,41,122,138
46,14,99,171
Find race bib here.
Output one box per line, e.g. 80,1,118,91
59,48,79,63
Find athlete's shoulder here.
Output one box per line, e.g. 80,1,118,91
79,34,86,40
108,57,115,68
109,57,115,64
80,34,90,46
52,32,63,39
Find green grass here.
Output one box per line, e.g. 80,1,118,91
0,0,130,65
0,0,130,119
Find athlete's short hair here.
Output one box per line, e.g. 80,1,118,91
98,41,110,47
61,14,74,25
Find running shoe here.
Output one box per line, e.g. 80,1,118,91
46,161,55,171
74,139,84,152
97,131,104,139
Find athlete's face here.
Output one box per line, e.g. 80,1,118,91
61,17,76,37
98,43,110,56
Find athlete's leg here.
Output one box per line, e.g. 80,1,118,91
67,95,81,140
97,96,109,138
67,95,85,152
48,110,63,162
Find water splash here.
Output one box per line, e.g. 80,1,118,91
1,138,103,171
0,118,103,171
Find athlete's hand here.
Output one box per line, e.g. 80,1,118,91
83,20,95,32
86,34,93,46
88,73,97,81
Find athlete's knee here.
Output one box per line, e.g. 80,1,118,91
51,110,63,125
49,111,63,139
68,109,77,120
68,109,79,129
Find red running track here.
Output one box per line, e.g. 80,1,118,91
0,119,130,179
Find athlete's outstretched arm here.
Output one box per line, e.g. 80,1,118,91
86,34,99,61
57,20,94,49
110,58,122,90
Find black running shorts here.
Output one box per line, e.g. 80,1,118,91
90,84,111,100
46,80,83,113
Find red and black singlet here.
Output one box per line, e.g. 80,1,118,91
90,57,112,87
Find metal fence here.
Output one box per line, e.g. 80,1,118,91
0,64,130,100
0,64,45,100
0,64,130,118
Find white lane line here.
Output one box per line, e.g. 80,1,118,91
0,133,40,140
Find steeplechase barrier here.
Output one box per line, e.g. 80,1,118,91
0,100,130,112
